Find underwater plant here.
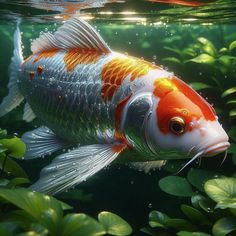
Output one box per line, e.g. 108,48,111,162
142,171,236,236
0,128,132,236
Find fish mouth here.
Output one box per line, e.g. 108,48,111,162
204,141,230,156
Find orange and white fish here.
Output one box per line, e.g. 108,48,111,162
0,17,229,194
147,0,211,7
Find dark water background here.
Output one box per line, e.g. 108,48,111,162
0,0,236,235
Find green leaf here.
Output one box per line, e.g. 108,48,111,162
164,46,181,56
159,176,194,197
162,57,182,65
0,155,28,178
190,82,212,91
204,177,236,209
228,126,236,142
217,55,236,70
187,54,215,65
187,168,217,191
0,223,14,236
212,217,236,236
221,87,236,98
197,37,217,57
0,129,7,139
229,109,236,117
182,48,196,58
140,227,167,236
6,177,30,188
180,205,210,226
0,137,26,158
164,219,196,231
219,47,228,54
0,188,71,221
149,210,170,228
226,100,236,105
62,214,105,236
229,40,236,52
30,223,48,236
177,231,211,236
191,195,206,209
98,211,132,236
40,208,63,236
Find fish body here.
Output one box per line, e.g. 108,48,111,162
148,0,211,7
0,17,229,194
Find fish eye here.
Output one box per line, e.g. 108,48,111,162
169,117,186,135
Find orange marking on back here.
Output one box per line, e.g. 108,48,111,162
63,49,102,71
101,57,157,101
33,49,60,63
153,77,216,134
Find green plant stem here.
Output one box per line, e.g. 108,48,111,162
0,154,8,177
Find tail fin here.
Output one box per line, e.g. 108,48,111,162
0,20,24,117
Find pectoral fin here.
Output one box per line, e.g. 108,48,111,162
22,126,68,159
30,143,126,195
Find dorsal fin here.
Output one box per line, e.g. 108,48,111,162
31,17,111,54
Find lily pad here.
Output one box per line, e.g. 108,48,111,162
180,204,210,225
98,211,132,236
204,177,236,209
187,168,217,192
149,210,170,228
164,219,196,231
212,217,236,236
178,231,211,236
159,176,194,197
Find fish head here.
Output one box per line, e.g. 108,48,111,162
145,76,230,161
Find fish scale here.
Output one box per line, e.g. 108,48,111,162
19,51,133,144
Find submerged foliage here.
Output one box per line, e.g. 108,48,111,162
0,128,132,236
142,171,236,236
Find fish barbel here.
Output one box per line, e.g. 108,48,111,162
0,17,229,194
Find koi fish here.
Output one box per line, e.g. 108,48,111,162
147,0,211,7
0,17,229,195
29,0,123,18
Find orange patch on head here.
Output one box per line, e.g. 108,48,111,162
33,49,60,63
154,77,216,134
101,57,157,101
63,49,102,71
